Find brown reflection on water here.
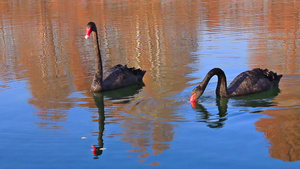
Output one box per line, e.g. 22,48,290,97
248,0,299,73
246,0,300,108
245,0,300,162
0,0,300,163
244,0,300,162
85,1,201,163
255,108,300,162
0,1,75,128
245,1,300,161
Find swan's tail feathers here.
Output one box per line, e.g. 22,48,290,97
130,67,146,81
116,64,123,68
140,70,146,80
263,69,283,82
110,64,146,81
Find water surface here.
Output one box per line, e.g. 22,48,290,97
0,0,299,168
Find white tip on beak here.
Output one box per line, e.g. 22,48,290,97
85,35,89,39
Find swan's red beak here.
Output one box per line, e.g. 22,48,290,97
189,93,196,103
91,145,97,155
189,93,197,108
85,27,92,39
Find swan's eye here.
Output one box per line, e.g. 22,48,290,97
192,87,198,93
194,86,202,92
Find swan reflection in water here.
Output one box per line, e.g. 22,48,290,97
191,88,281,128
192,97,229,128
91,83,145,159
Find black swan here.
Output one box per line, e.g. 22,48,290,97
85,22,146,92
190,68,282,103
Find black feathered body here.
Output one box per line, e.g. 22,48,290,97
191,68,282,99
86,22,146,92
227,68,282,96
91,64,146,92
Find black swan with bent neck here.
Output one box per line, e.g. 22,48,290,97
85,22,146,92
190,68,282,104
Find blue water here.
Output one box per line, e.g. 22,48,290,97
0,0,299,168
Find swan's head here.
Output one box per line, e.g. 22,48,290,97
85,22,97,39
190,86,204,103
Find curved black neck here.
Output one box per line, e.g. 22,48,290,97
199,68,229,97
92,29,103,85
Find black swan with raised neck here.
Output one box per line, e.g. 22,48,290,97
85,22,146,92
190,68,282,103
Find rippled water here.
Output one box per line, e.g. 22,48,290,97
0,0,299,168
